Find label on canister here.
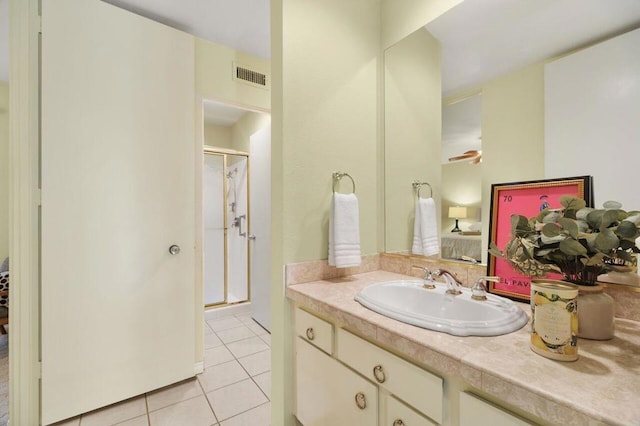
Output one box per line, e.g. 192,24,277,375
530,280,579,361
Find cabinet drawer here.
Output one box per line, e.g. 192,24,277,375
296,337,378,425
295,307,333,354
337,329,443,424
459,392,532,426
386,394,437,426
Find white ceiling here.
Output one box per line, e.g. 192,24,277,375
426,0,640,97
203,100,248,127
2,0,640,101
441,93,482,163
102,0,270,59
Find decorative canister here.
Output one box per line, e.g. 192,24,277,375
530,280,579,361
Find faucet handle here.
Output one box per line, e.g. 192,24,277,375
471,276,499,301
411,265,436,289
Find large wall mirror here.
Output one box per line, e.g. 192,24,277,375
383,1,640,264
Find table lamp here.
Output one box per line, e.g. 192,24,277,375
448,206,468,233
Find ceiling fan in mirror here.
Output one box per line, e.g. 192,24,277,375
448,150,482,164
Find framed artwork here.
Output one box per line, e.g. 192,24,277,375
487,176,593,301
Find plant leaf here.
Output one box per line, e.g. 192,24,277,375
586,210,604,229
559,239,588,256
542,223,562,237
615,220,638,239
488,242,504,258
576,207,593,221
584,252,606,266
560,196,587,211
558,218,579,238
603,200,623,209
594,228,620,251
511,215,531,236
600,209,619,230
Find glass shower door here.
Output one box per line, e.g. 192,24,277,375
203,154,225,305
203,152,249,306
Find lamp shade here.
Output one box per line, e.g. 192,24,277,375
448,206,468,219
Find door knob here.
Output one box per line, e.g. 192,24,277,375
248,234,256,240
169,245,181,255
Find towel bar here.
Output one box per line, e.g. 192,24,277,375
333,172,356,194
412,181,433,199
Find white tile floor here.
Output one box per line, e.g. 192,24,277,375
54,307,271,426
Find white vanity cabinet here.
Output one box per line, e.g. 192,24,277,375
294,308,378,425
294,307,442,425
459,392,532,426
296,338,379,425
337,329,443,424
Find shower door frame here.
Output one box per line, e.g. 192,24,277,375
204,147,251,308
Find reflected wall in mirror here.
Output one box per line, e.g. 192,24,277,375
441,93,482,235
383,1,640,264
384,27,441,255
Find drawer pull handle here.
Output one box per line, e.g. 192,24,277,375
373,364,386,383
355,392,367,410
393,420,405,426
305,327,315,340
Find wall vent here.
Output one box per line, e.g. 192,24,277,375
233,62,269,90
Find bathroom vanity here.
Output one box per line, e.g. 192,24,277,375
287,270,640,425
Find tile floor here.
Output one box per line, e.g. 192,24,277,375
54,305,271,426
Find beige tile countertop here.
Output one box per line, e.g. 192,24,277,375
286,270,640,426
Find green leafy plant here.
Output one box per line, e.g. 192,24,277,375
489,196,640,285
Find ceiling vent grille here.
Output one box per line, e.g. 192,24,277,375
233,62,269,90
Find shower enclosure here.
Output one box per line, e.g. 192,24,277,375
203,150,249,305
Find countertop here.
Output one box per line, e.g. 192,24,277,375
286,270,640,426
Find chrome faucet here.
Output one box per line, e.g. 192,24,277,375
471,276,500,301
433,269,463,295
411,265,436,289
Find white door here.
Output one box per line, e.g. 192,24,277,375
249,125,271,330
41,1,196,423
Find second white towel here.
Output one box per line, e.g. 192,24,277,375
329,193,362,268
411,197,440,256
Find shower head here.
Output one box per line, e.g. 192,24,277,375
226,168,238,179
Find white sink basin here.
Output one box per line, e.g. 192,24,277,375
354,280,528,337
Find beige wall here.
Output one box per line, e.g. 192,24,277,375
481,62,545,262
204,111,270,152
441,161,482,232
272,0,380,424
203,123,232,149
195,37,270,111
0,83,8,262
281,0,381,263
230,111,271,153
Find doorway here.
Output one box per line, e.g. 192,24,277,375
202,100,271,330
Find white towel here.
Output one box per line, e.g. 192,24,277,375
328,193,361,268
411,198,440,256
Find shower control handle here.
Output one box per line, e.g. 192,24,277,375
168,245,181,255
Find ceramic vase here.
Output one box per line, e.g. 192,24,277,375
576,284,615,340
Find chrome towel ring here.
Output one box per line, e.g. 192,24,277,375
412,181,433,199
333,172,356,194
